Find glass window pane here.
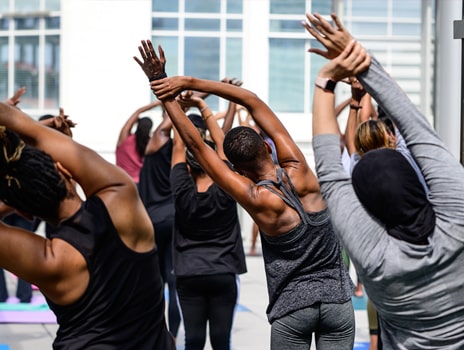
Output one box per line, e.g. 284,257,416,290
15,36,39,109
0,0,9,12
185,37,220,79
185,0,220,13
185,37,220,109
45,0,61,11
227,19,242,32
0,37,8,100
392,23,420,36
311,0,331,14
15,17,40,30
0,18,9,30
392,0,421,18
45,36,59,109
185,18,220,31
351,0,387,16
270,0,305,14
226,38,242,79
153,0,178,12
14,0,40,12
152,17,178,30
152,36,178,78
351,22,387,36
269,38,304,113
270,19,304,33
46,16,60,29
227,0,243,14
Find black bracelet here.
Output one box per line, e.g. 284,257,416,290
350,104,362,110
148,72,167,82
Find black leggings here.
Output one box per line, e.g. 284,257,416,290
153,209,181,338
177,274,238,350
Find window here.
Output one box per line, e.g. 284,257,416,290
0,0,61,111
152,0,243,110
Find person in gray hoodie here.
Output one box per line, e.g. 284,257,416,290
305,12,464,350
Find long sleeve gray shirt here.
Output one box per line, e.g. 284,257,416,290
313,56,464,349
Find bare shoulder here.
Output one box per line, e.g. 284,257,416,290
97,185,155,253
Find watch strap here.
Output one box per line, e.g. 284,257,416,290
315,77,337,92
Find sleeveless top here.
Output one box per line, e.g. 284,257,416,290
138,139,173,210
115,134,143,183
257,168,354,323
46,196,175,350
170,162,247,277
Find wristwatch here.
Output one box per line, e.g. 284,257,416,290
315,77,337,92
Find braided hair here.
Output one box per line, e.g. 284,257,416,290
0,127,67,220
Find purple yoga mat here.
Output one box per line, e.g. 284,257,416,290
0,295,56,324
0,310,56,323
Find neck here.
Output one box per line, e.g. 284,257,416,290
256,164,277,183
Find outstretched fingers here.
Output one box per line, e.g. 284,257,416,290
330,13,345,32
157,45,166,66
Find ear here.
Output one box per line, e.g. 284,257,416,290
263,140,273,155
55,162,73,180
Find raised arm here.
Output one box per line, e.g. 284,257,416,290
0,103,133,199
6,86,26,107
147,54,308,165
39,107,77,138
220,78,242,134
117,100,161,147
145,109,173,154
134,40,262,211
171,126,186,167
344,78,367,155
306,12,464,225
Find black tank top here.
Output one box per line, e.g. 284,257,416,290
47,196,175,349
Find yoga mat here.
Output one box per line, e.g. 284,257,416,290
0,345,9,350
354,342,369,350
0,295,56,324
352,295,368,311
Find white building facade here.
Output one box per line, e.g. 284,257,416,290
0,0,461,161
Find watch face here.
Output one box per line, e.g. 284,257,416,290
315,77,337,92
326,80,337,91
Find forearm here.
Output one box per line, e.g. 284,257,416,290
312,86,338,136
163,98,233,184
171,127,186,167
221,101,236,133
121,101,160,137
163,99,205,153
344,107,358,155
201,105,226,158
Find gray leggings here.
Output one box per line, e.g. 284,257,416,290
270,300,355,350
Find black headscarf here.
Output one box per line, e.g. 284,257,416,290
351,148,435,245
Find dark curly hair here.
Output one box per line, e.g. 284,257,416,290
0,127,67,220
223,126,267,170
